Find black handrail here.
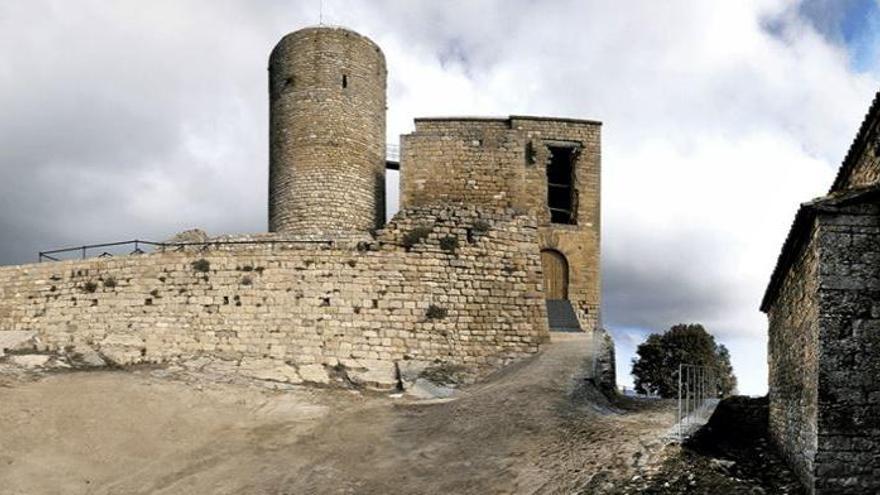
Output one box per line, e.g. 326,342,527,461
37,238,335,263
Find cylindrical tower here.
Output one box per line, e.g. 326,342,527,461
268,26,386,234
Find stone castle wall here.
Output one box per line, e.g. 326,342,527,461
0,207,548,386
399,116,601,329
268,27,386,234
767,224,820,488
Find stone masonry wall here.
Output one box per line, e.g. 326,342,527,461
767,223,820,489
841,141,880,191
400,116,601,330
268,26,387,234
0,207,548,385
814,202,880,494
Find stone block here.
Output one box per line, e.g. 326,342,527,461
343,359,399,391
297,363,330,385
9,354,50,368
0,330,36,357
404,378,457,400
238,357,302,384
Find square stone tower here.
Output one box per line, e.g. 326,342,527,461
399,116,602,331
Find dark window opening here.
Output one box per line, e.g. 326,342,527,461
342,74,348,88
546,146,576,224
526,142,537,165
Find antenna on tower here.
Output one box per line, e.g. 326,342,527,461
319,0,324,25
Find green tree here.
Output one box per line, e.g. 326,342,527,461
631,323,737,398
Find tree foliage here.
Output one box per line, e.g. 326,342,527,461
631,323,738,398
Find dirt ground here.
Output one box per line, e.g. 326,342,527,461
612,396,804,495
0,333,675,495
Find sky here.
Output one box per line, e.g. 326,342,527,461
1,0,878,395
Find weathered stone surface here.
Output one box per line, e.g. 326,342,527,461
8,354,50,368
343,359,398,391
99,333,146,366
238,358,302,384
297,364,330,385
0,331,36,357
593,328,617,393
69,347,106,368
405,378,457,400
397,360,430,388
166,229,209,244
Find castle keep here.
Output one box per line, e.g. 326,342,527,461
269,27,387,234
0,26,608,390
762,90,880,494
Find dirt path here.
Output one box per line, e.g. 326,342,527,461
0,333,675,494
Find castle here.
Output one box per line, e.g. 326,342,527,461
0,26,612,391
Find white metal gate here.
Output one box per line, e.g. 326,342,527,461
676,363,720,440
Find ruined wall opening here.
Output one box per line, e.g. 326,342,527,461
546,146,576,224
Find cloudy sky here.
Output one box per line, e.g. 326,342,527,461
1,0,878,395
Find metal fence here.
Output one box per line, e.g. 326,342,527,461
37,238,335,263
676,363,720,440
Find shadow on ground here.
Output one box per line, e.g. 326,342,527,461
609,396,805,494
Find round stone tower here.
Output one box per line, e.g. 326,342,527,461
268,26,387,234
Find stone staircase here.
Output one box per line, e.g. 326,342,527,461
545,299,581,332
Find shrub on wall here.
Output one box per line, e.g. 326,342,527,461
191,259,211,273
472,219,491,233
439,235,459,254
426,304,448,320
402,225,433,250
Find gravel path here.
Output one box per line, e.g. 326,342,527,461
0,333,675,494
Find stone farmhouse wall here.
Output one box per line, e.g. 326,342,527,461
812,201,880,493
400,116,601,330
0,207,549,384
764,90,880,493
764,194,880,493
766,226,820,487
831,92,879,192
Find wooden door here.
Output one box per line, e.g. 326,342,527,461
541,249,569,299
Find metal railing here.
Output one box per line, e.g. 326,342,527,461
676,363,719,440
37,238,335,263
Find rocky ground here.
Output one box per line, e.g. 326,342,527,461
608,396,805,495
0,332,679,494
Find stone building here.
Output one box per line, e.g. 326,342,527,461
0,26,611,391
762,89,880,493
400,116,602,331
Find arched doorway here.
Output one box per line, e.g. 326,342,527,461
541,249,569,300
541,249,580,332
